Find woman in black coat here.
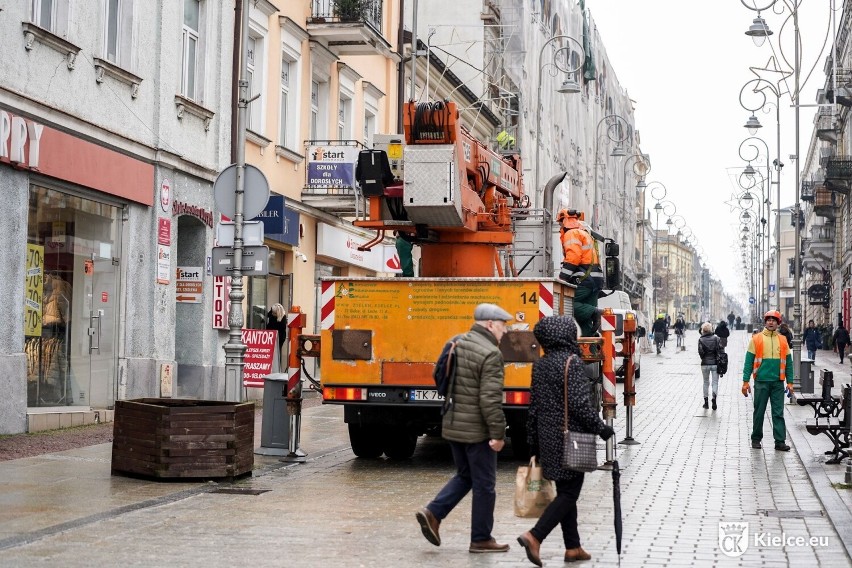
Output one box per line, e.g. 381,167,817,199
714,320,730,348
517,316,614,566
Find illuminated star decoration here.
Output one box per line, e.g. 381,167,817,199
724,193,746,213
749,56,794,98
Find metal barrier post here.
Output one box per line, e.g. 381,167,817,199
281,305,307,463
619,312,640,446
599,308,617,469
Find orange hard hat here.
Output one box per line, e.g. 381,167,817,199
764,310,782,322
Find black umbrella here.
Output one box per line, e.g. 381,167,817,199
612,459,623,556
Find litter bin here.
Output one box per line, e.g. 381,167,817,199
799,359,814,394
256,373,290,456
747,324,754,333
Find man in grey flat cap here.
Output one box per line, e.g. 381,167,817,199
416,303,512,554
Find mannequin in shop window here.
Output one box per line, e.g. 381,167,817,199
26,273,73,405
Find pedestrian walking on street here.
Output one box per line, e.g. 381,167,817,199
832,323,850,364
416,303,512,554
741,310,794,451
802,320,822,361
777,322,794,348
651,315,667,354
728,311,736,328
698,322,722,410
714,320,730,348
516,316,614,567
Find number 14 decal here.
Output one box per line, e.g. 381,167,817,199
520,292,537,304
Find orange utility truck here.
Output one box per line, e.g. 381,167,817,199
303,101,633,459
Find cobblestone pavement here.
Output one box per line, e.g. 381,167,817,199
0,330,850,567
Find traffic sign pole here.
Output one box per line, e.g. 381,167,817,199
223,4,250,403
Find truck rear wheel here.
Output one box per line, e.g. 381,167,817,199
382,430,417,459
348,423,383,458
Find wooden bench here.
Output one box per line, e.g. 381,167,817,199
805,385,851,465
797,369,842,418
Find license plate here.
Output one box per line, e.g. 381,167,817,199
409,389,444,402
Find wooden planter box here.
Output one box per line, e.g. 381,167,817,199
111,398,254,480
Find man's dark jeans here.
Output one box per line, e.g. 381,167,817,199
530,475,586,548
427,440,497,543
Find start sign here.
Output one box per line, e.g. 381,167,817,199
175,266,202,303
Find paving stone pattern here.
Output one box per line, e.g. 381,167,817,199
0,330,849,567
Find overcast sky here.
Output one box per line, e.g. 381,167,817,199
587,0,835,311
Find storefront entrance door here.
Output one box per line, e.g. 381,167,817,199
26,185,122,409
85,256,119,408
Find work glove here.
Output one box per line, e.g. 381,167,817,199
741,382,751,397
786,382,795,395
599,425,616,441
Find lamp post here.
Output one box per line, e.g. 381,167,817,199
740,0,807,396
738,136,773,318
592,114,631,231
622,154,651,290
649,185,675,317
739,77,782,315
533,35,584,209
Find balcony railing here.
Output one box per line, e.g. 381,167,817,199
821,156,852,179
310,0,382,31
801,180,816,201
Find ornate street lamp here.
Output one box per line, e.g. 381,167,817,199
533,34,584,209
593,113,631,231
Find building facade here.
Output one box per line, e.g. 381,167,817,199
1,0,234,434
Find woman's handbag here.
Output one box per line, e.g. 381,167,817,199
514,456,556,517
716,350,729,376
561,355,599,472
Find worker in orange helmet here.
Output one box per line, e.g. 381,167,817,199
556,209,604,336
741,310,794,451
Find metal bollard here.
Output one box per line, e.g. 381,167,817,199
280,306,307,463
619,312,639,446
599,309,617,469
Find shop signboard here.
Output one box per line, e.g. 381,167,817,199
317,223,398,273
212,276,231,330
157,218,171,245
24,244,44,337
157,245,171,284
175,266,203,303
241,329,277,388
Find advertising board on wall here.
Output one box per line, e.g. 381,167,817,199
305,145,359,189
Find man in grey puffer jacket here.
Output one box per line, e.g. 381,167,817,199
416,303,511,554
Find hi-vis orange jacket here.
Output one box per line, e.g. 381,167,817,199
560,222,602,283
742,329,793,384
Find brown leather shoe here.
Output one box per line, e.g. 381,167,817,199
415,508,441,546
517,531,542,566
469,538,510,553
564,547,592,562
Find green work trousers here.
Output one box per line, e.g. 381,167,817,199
751,380,786,444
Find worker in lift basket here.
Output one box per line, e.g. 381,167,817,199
556,209,604,336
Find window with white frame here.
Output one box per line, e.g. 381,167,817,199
31,0,70,36
278,18,306,152
338,97,351,140
104,0,134,68
364,111,376,148
181,0,200,100
362,82,383,149
310,80,319,139
309,41,335,141
246,35,264,133
279,59,291,146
